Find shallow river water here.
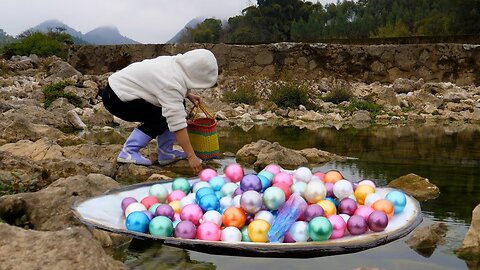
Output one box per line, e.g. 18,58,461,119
124,123,480,270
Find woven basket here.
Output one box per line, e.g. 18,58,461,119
187,104,219,160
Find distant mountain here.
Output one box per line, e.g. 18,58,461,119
28,19,140,45
166,17,205,44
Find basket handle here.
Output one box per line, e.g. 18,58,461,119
188,103,215,120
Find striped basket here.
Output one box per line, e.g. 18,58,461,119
187,104,220,160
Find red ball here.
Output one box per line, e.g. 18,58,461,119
272,183,292,200
140,196,159,210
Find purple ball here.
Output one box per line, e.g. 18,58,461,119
240,174,262,192
325,182,334,198
174,220,197,239
154,204,175,221
303,204,325,222
338,198,358,216
367,210,389,232
246,213,255,224
121,197,137,212
347,215,368,235
283,232,295,243
233,187,243,196
143,210,154,220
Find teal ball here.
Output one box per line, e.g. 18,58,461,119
385,190,407,214
241,226,250,242
308,216,333,241
209,176,227,191
263,186,285,211
149,216,173,237
258,175,271,193
172,178,191,194
126,211,150,233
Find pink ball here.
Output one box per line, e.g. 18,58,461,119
224,163,244,183
272,172,293,187
264,164,282,175
196,221,221,241
313,172,325,182
354,205,375,220
140,196,159,210
199,168,218,182
174,212,181,221
168,190,187,203
180,204,204,225
328,214,347,239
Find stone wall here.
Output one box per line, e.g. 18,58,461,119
67,43,480,85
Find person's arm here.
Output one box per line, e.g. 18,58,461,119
175,127,202,175
186,90,202,105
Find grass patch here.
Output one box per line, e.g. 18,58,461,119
342,99,384,117
323,82,353,104
222,82,258,105
0,60,9,76
269,82,309,109
42,81,82,108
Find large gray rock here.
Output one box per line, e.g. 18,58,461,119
47,60,82,79
0,223,127,270
0,116,64,143
405,222,448,257
388,173,440,201
0,151,48,195
456,204,480,266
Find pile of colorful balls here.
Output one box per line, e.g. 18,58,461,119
121,163,407,243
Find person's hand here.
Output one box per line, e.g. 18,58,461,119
187,92,202,106
187,154,202,175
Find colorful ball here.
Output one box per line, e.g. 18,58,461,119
233,187,243,196
263,186,286,211
121,197,137,212
304,204,325,222
258,175,271,192
291,181,308,198
347,215,368,235
154,204,175,220
248,219,270,242
364,193,382,207
240,190,263,214
354,185,376,205
221,226,242,242
172,178,191,194
208,176,226,191
333,179,354,200
289,221,310,242
372,199,394,219
149,184,168,203
324,170,343,184
338,198,358,216
167,190,186,203
240,174,262,192
125,211,150,233
272,183,292,200
325,182,334,198
263,164,282,175
180,204,203,225
192,181,211,193
219,196,233,210
339,213,350,223
385,190,407,214
354,205,375,221
196,221,221,241
328,214,347,239
195,187,215,202
304,180,327,204
293,167,313,183
222,207,247,228
272,172,294,187
313,172,325,181
367,210,389,232
140,196,160,210
317,199,337,216
180,194,196,208
254,210,275,225
198,193,220,212
148,203,161,215
240,226,250,242
149,216,173,237
199,168,218,182
232,195,241,208
358,179,376,189
202,210,222,226
125,202,147,217
224,163,244,183
143,210,154,220
169,200,182,213
174,220,196,239
308,216,333,241
258,170,275,181
220,182,238,197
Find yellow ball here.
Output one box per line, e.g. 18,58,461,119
317,200,337,217
354,185,376,205
248,219,270,242
169,200,182,213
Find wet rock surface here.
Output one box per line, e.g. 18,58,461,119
405,222,448,257
387,173,440,201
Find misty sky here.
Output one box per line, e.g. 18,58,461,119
0,0,335,44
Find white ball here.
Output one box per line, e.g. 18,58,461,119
339,213,350,223
220,196,233,210
202,210,222,226
124,202,147,217
232,195,241,208
289,221,310,242
358,180,376,189
254,210,275,225
180,194,196,208
364,193,382,206
192,181,211,193
221,226,242,242
304,180,326,204
220,182,239,197
149,184,168,203
333,179,354,200
291,181,308,197
293,167,313,183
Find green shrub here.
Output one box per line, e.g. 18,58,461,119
222,83,258,105
42,81,82,108
2,30,72,59
0,60,9,76
323,83,353,104
342,99,384,117
269,82,309,108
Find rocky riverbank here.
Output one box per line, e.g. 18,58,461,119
0,55,479,269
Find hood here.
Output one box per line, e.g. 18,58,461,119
174,49,218,89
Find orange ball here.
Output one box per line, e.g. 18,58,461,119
324,170,343,184
248,219,270,242
222,207,247,228
354,185,376,205
317,200,337,217
372,199,394,219
169,200,182,213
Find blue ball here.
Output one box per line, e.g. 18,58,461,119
195,187,215,202
215,191,222,200
209,176,226,191
258,175,271,193
325,197,339,207
386,190,407,214
198,193,220,212
126,211,150,233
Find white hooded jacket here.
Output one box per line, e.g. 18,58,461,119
108,49,218,132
